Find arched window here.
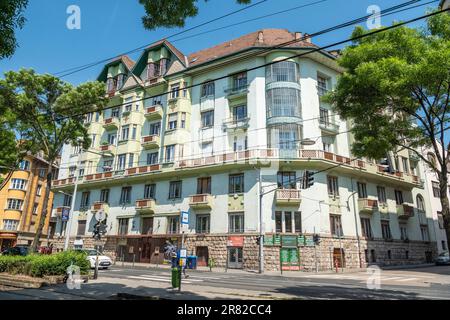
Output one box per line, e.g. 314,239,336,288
416,195,425,212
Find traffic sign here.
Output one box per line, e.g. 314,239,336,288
62,207,70,222
179,248,187,259
181,211,189,225
95,210,106,222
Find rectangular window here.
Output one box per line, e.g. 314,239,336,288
421,226,430,241
432,181,440,198
232,72,247,90
144,184,156,199
120,187,132,204
438,212,444,229
111,107,120,118
229,174,244,194
36,185,42,196
181,112,186,128
377,186,387,204
170,83,180,99
103,159,113,172
275,211,301,233
381,220,392,240
165,145,175,162
10,178,27,190
118,218,129,235
277,172,297,189
232,105,247,121
100,189,109,203
80,192,90,209
294,212,302,233
19,160,30,171
147,152,159,165
317,75,328,96
32,203,38,215
400,224,408,240
38,168,46,178
284,212,292,233
330,214,343,237
107,133,116,145
319,108,330,125
401,157,409,174
2,219,19,231
63,194,72,207
201,110,214,128
128,154,134,168
149,122,161,136
169,181,182,199
121,125,130,141
196,215,210,234
91,134,97,148
131,125,137,140
395,190,404,205
275,212,282,233
229,213,244,233
167,216,180,234
197,177,211,195
77,220,86,236
6,199,23,210
357,182,367,198
168,113,177,130
201,82,215,97
327,176,339,197
124,104,132,113
361,218,373,238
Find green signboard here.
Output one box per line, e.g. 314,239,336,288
280,248,300,271
274,234,281,246
298,235,315,247
264,235,274,246
282,235,297,248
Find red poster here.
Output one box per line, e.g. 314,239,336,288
228,236,244,247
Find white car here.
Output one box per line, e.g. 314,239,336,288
81,249,113,269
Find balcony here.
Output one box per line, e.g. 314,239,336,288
275,189,302,206
319,120,340,133
144,105,163,120
397,203,414,219
141,135,160,150
189,194,214,210
103,117,120,130
224,84,249,99
99,144,116,156
222,117,250,132
91,202,109,213
358,198,378,214
135,199,156,214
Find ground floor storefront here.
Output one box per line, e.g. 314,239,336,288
50,234,438,272
0,234,17,252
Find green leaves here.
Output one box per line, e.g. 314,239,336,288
0,0,28,59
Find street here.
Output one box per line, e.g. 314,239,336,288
1,265,449,300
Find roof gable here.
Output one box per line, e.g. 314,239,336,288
97,55,135,82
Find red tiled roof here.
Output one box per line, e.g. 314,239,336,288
110,55,135,71
187,29,317,67
146,39,187,66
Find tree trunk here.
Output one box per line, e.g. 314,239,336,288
439,174,450,249
30,162,53,253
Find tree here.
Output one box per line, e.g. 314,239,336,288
0,0,28,59
0,69,108,252
139,0,251,30
325,11,450,243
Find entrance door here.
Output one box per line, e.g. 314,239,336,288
196,246,209,267
333,248,345,268
228,247,243,269
140,238,152,263
141,217,154,235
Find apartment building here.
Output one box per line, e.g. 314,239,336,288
0,155,56,251
52,29,440,271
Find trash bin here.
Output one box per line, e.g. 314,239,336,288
187,256,197,269
171,267,180,288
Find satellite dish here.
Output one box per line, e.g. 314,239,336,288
95,210,106,222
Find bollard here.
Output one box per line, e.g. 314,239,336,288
132,254,136,268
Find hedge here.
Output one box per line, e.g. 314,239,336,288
0,251,90,278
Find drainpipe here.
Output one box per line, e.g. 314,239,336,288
350,178,362,268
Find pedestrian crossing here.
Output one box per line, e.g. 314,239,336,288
305,273,423,284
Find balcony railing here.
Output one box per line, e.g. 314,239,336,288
103,117,119,130
397,203,414,219
224,84,249,98
135,199,156,214
319,120,340,133
222,117,250,132
189,194,214,209
275,189,301,205
144,105,163,120
99,144,116,155
141,135,160,149
358,198,378,214
91,201,109,212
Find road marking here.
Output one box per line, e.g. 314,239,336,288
382,277,406,281
393,278,419,282
129,275,202,283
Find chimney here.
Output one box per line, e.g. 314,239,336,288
295,32,302,40
304,33,312,43
257,31,264,44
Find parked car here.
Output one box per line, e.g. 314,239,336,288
0,245,29,256
435,251,450,266
78,249,112,269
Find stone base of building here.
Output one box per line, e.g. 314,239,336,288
48,234,437,272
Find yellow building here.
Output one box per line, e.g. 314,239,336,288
0,155,56,251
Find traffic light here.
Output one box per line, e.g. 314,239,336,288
302,170,315,189
313,234,321,245
256,236,261,245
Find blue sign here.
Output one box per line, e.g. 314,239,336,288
62,208,70,222
181,211,189,225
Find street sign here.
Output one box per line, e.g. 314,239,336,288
181,211,189,225
179,248,187,259
62,207,70,222
264,235,274,246
281,235,298,248
95,210,106,222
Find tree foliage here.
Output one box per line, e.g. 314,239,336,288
0,69,108,251
0,0,28,59
139,0,251,30
325,11,450,240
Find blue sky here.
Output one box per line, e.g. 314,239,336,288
0,0,440,85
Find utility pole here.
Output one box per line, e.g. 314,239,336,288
258,168,264,274
64,156,81,251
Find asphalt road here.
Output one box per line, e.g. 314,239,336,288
1,265,450,300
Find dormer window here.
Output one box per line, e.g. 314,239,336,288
106,73,126,94
147,58,170,79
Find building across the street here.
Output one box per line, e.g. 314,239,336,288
52,29,443,271
0,154,56,251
